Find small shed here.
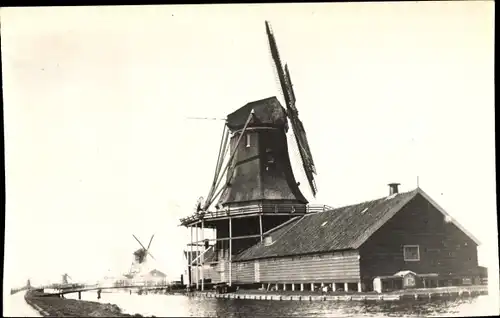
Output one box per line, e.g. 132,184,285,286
394,270,419,289
373,275,403,293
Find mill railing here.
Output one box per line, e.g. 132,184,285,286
180,203,333,225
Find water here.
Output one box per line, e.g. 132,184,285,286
3,291,42,317
63,292,498,317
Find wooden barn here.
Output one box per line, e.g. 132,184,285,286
227,185,481,292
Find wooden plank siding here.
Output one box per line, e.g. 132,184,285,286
359,193,479,290
190,264,218,284
204,265,218,282
234,250,360,283
232,261,254,283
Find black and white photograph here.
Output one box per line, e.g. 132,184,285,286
2,2,497,317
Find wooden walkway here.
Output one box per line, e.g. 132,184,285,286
41,285,169,297
193,285,488,302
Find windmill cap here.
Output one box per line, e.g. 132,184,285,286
226,97,287,131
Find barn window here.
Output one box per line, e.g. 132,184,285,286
403,245,420,261
246,134,251,148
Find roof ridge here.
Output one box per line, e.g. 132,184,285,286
327,188,419,212
351,189,420,249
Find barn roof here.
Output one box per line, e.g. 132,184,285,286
234,188,480,261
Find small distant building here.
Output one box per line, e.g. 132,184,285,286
224,185,481,292
142,269,167,286
119,269,168,287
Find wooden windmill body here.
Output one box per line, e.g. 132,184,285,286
180,21,329,290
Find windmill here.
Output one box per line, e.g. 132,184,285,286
180,20,325,288
61,273,72,285
124,234,156,278
265,21,318,197
194,21,319,213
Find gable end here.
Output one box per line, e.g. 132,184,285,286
416,188,481,246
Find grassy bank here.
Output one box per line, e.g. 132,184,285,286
25,290,155,317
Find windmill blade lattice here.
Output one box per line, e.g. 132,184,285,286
146,234,156,260
133,235,148,251
265,21,318,196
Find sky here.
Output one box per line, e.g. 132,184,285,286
1,2,496,291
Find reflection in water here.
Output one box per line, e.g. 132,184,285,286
64,292,496,317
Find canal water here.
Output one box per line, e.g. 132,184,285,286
63,291,498,317
3,291,42,317
4,290,498,317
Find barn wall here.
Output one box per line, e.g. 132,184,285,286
207,259,254,284
203,265,217,282
232,261,254,283
190,264,218,284
359,193,479,287
233,250,360,284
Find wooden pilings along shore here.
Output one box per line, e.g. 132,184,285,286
192,285,488,302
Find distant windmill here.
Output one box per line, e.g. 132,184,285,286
124,234,156,279
62,273,72,285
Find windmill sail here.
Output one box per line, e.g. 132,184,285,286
265,21,317,196
285,64,317,175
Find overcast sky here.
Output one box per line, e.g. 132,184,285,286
2,2,496,290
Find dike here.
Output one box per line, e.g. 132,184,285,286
25,290,155,317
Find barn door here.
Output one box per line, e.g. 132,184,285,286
254,261,260,282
